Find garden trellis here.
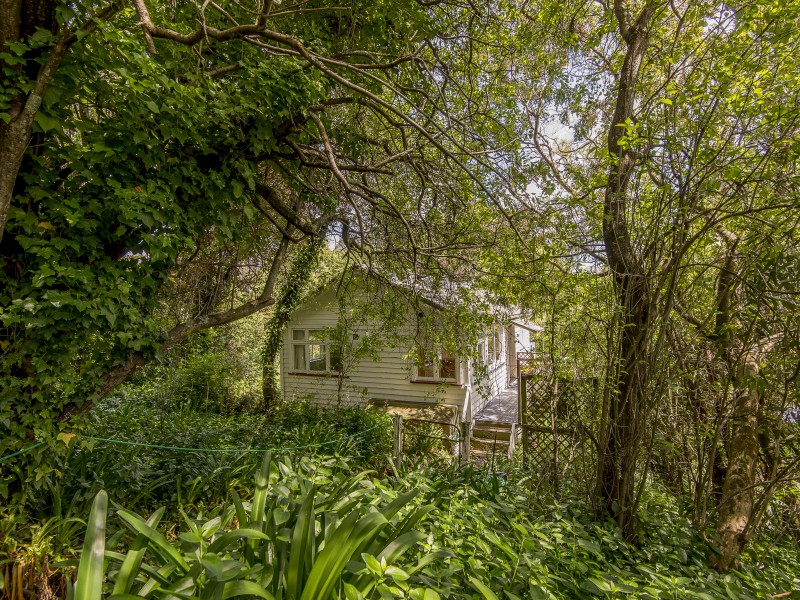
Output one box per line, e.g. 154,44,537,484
518,371,599,484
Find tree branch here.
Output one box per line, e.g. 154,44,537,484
59,235,293,420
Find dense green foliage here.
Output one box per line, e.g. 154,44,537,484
1,0,513,503
127,327,266,415
19,391,390,514
3,370,800,598
0,385,393,597
2,0,800,595
70,456,800,599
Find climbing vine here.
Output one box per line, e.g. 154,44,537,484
261,234,329,412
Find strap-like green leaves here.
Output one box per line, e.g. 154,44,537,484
83,455,430,599
76,490,108,600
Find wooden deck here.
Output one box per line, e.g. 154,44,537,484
475,382,518,424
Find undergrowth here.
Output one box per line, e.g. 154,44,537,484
2,390,800,598
0,392,391,598
403,467,800,598
55,461,800,599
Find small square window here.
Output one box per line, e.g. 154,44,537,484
417,356,436,379
440,353,456,380
414,345,457,382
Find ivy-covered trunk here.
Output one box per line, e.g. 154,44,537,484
261,234,324,412
1,0,65,241
597,273,651,538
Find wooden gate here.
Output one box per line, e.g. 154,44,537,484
391,415,463,466
518,372,597,482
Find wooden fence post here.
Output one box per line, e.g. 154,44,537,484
520,375,528,469
392,413,403,468
551,376,560,488
459,420,471,465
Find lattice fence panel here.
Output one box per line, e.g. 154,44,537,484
516,352,550,378
520,373,599,480
520,375,551,423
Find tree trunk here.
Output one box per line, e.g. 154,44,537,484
1,0,47,240
597,274,651,537
713,356,760,571
682,230,779,570
595,1,656,540
58,236,291,421
707,229,758,571
0,0,120,241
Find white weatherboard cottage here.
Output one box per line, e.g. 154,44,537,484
279,278,540,426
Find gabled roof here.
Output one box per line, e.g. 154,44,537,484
510,317,543,333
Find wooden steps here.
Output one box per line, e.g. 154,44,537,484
470,420,515,460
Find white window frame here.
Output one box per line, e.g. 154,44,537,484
413,344,459,383
481,324,504,371
290,328,341,374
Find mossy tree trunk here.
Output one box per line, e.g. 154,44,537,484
713,356,761,570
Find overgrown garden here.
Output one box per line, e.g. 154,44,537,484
2,0,800,597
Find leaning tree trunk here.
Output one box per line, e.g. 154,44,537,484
261,233,324,412
680,229,776,570
0,0,57,242
595,1,657,540
706,229,760,571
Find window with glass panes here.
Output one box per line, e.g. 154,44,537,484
481,324,503,368
415,345,458,382
291,329,342,373
493,325,503,363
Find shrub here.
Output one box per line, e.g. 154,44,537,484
73,454,441,599
69,462,800,600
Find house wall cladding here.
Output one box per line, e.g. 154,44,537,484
280,288,470,414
